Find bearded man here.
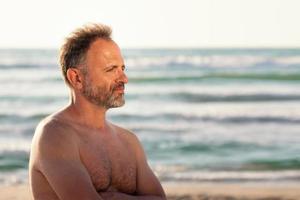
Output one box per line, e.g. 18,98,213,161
29,23,166,200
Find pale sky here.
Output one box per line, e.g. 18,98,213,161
0,0,300,48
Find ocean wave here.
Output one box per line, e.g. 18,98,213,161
0,63,55,69
174,141,267,154
147,140,292,162
0,170,28,185
0,113,47,123
241,159,300,171
127,73,300,83
0,125,35,136
7,72,299,83
0,49,57,69
157,169,300,183
128,92,300,103
171,93,300,102
0,150,29,171
0,95,66,103
0,91,300,106
125,54,300,69
110,113,300,124
1,49,300,70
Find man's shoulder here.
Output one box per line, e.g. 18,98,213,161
34,106,74,136
35,115,71,139
30,115,81,175
32,115,78,154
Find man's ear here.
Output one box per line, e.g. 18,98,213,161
66,68,84,89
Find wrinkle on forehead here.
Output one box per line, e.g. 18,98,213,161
86,39,123,69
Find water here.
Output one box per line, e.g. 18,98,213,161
0,48,300,185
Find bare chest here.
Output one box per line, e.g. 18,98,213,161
78,134,137,194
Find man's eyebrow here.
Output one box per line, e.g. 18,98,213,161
104,64,125,70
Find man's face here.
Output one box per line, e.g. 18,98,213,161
81,39,128,109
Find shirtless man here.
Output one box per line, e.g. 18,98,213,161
29,23,166,200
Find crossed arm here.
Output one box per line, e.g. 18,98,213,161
100,192,165,200
99,133,166,200
33,123,166,200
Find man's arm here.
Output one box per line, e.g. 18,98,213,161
33,120,103,200
99,131,166,200
100,192,165,200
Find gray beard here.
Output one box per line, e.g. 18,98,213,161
81,81,125,109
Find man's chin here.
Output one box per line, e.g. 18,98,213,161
107,98,125,108
109,103,125,109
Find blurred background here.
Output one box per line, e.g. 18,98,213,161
0,0,300,187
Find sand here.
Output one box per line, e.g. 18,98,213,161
1,182,300,200
164,182,300,200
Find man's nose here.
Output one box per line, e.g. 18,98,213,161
117,68,128,84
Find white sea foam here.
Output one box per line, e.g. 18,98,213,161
0,136,31,153
112,100,300,120
125,55,271,68
126,82,300,96
125,54,300,69
156,169,300,182
0,170,28,186
0,49,57,67
274,56,300,65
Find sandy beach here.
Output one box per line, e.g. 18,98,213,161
1,182,300,200
164,182,300,200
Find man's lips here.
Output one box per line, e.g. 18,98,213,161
113,84,125,93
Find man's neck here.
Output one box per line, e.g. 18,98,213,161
67,95,108,130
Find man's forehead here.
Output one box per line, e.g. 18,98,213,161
89,38,118,52
86,39,123,64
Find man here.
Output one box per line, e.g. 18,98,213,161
29,23,166,200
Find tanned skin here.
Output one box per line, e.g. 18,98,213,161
29,39,166,200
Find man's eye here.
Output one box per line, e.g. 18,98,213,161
106,67,114,72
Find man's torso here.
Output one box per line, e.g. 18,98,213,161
30,117,137,199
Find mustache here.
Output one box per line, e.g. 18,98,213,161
113,82,125,90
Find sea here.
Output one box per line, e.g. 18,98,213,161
0,48,300,186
